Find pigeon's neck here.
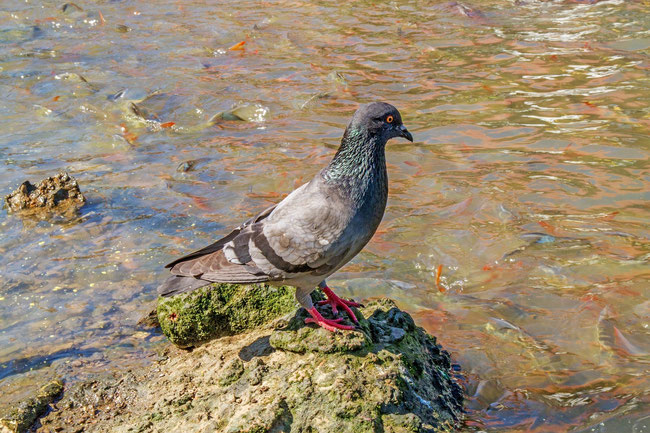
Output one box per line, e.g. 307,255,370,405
322,128,387,200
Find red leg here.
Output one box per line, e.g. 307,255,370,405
305,307,356,332
316,285,361,323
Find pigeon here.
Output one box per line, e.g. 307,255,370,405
158,102,413,331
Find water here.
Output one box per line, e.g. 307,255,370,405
0,0,648,430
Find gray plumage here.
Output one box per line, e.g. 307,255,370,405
158,102,413,313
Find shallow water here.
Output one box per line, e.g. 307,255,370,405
0,0,648,430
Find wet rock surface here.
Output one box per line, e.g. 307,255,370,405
0,379,63,433
39,298,463,432
4,172,85,216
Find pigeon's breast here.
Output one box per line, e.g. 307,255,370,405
333,174,388,267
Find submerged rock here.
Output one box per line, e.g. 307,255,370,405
0,379,63,433
208,103,270,123
4,172,85,216
157,282,297,348
176,159,199,173
42,298,463,432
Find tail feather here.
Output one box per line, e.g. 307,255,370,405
157,275,211,297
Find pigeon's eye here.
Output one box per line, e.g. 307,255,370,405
386,115,394,123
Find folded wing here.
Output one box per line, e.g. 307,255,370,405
158,178,356,297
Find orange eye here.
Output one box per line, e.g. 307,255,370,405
386,115,394,123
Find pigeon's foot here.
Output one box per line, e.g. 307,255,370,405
317,285,361,323
305,307,355,332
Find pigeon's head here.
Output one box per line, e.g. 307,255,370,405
347,102,413,144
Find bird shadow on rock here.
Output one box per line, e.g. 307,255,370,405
238,335,275,361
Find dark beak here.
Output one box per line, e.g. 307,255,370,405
398,124,413,142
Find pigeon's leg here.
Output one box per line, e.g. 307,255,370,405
316,281,361,323
296,287,355,332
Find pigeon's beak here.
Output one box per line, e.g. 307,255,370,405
398,124,413,142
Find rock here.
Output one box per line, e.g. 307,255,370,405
269,305,370,353
156,282,298,348
37,375,140,433
0,379,63,433
4,172,85,216
136,307,160,328
266,298,463,432
218,358,245,387
40,299,463,432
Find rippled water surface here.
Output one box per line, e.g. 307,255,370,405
1,0,649,431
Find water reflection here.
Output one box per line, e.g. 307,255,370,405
0,0,648,430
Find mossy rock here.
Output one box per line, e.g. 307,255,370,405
0,379,63,433
261,299,463,432
39,298,464,432
157,282,297,348
269,304,370,353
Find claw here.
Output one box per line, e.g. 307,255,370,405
319,285,361,323
318,297,363,308
306,307,355,332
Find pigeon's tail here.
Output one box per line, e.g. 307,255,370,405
157,275,212,297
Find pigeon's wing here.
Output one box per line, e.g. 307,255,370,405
161,176,363,297
164,204,275,270
157,274,214,297
246,179,359,278
160,205,277,293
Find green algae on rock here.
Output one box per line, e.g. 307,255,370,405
156,282,297,348
0,379,63,433
269,303,369,353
